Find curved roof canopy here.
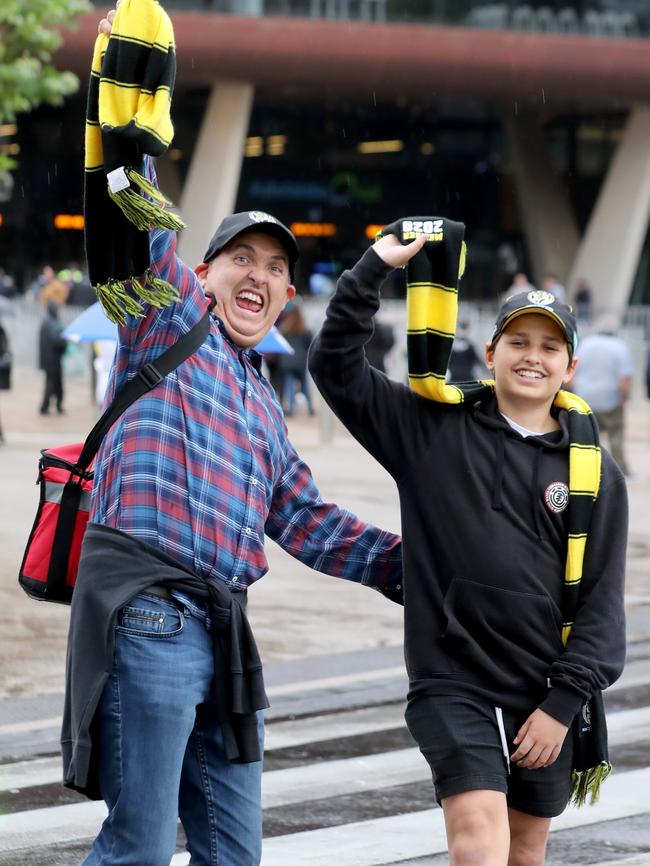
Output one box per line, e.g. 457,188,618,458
58,13,650,105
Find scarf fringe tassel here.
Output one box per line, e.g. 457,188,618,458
126,168,174,207
107,169,185,233
95,268,181,324
569,761,612,807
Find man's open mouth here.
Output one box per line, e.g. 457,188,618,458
236,290,264,312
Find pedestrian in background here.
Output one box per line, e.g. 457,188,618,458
277,299,315,416
447,320,482,382
365,319,395,374
0,268,16,298
543,273,567,303
38,267,69,307
0,313,11,443
38,300,67,415
574,278,592,323
571,315,634,475
504,271,535,301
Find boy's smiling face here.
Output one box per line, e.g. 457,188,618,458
485,313,578,413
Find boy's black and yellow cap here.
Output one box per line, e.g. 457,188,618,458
492,290,578,357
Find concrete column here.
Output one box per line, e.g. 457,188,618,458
153,153,182,207
504,115,580,287
236,0,263,15
568,106,650,313
177,81,254,267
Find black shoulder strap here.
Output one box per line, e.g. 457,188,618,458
76,311,211,470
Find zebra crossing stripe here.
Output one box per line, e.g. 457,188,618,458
266,666,406,697
266,702,406,750
168,767,650,866
2,761,650,859
2,703,649,796
584,856,650,866
0,704,407,793
0,755,63,791
0,747,427,851
0,715,62,736
0,799,107,853
608,704,650,743
265,747,424,808
261,767,650,866
0,652,647,740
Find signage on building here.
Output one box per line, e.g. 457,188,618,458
248,172,382,206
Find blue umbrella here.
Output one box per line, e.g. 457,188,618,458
255,328,294,355
63,301,294,354
63,302,117,342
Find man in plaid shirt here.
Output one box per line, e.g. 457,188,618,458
64,142,402,864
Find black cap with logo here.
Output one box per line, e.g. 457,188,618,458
203,211,299,281
492,290,579,358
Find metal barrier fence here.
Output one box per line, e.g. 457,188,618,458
304,298,650,401
5,296,649,401
2,298,93,369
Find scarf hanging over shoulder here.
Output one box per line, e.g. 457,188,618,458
84,0,185,323
379,217,608,806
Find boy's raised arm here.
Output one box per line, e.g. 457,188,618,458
309,234,430,479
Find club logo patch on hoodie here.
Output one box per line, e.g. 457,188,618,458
544,481,569,513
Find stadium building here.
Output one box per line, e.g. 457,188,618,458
2,0,650,315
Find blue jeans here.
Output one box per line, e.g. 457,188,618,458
82,592,264,866
281,371,314,416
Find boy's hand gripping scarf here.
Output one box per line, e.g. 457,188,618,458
84,0,185,323
378,217,608,807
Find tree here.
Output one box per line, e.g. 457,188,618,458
0,0,90,175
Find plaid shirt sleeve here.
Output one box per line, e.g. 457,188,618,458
265,437,403,594
117,157,204,339
144,155,203,311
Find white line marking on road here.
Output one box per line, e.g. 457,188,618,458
2,649,647,740
265,703,406,751
0,756,63,791
2,761,650,859
258,766,650,866
263,747,425,808
585,856,650,866
3,702,650,795
0,715,61,736
0,666,406,740
266,666,406,696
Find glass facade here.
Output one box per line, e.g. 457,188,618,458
2,3,649,303
3,86,638,301
87,0,650,37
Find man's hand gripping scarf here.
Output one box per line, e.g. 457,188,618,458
84,0,185,323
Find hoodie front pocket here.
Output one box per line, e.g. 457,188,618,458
441,578,563,691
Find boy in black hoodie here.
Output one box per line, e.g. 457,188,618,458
309,228,627,866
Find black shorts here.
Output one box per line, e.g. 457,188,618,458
405,694,573,818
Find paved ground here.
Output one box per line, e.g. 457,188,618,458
0,362,405,700
1,358,649,701
1,359,650,866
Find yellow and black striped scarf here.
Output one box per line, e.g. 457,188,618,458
84,0,184,323
379,217,609,805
